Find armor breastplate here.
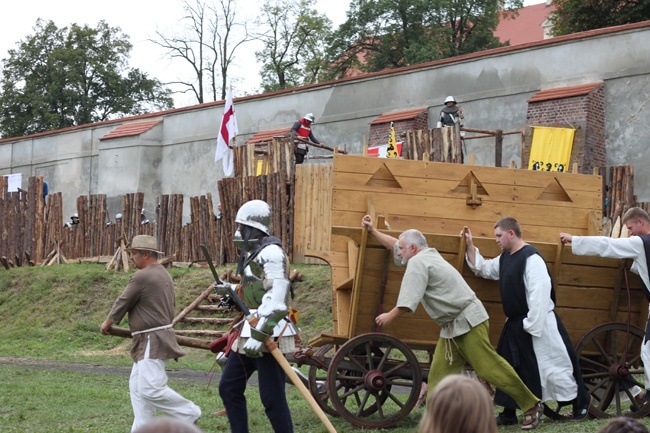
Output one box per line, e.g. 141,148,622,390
241,243,290,309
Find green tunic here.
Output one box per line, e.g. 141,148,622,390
397,248,488,338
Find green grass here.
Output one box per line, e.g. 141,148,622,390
1,264,650,432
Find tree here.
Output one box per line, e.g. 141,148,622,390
151,0,252,103
549,0,650,37
0,19,172,139
255,0,333,92
323,0,522,80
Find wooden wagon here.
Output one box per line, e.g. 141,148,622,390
299,155,649,428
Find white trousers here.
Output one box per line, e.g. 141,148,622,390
643,336,650,390
129,336,201,431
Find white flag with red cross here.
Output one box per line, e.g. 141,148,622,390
215,84,238,176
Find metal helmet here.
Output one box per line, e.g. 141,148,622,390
115,213,122,219
444,96,456,104
304,113,316,123
235,200,271,236
72,213,79,218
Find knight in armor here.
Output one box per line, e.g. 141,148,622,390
436,96,464,128
215,199,297,433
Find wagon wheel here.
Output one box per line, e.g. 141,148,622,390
576,322,650,418
307,344,339,417
326,333,422,429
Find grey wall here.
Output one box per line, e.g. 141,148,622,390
2,22,650,223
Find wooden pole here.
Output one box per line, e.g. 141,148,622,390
106,326,211,351
172,286,214,326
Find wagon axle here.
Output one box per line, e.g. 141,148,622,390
364,370,387,391
609,363,630,380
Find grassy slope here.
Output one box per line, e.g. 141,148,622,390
0,263,332,366
0,264,646,432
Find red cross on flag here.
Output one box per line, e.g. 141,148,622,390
215,84,238,177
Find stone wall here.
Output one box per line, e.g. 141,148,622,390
2,21,650,222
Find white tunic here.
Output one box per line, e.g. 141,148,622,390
571,235,650,389
467,247,578,402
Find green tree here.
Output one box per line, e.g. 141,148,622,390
323,0,521,80
255,0,332,92
549,0,650,37
0,19,173,139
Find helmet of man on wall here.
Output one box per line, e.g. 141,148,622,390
304,113,316,123
444,96,457,105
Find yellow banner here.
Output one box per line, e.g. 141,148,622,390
528,126,575,172
386,123,399,158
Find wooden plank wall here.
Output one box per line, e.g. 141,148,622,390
233,139,295,184
1,179,227,266
217,170,291,263
329,155,602,242
293,163,333,264
306,155,647,350
0,176,45,267
325,230,644,351
403,126,463,163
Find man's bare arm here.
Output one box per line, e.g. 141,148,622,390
362,214,397,250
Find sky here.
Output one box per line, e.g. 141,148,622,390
0,0,545,108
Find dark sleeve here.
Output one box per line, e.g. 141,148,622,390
308,131,320,144
290,121,301,133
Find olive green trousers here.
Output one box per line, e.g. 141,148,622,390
427,320,540,413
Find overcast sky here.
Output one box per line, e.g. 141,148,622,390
0,0,544,108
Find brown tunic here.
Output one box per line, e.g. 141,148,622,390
108,263,187,362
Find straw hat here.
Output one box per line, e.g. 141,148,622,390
125,235,163,254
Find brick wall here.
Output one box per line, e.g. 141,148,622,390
368,112,429,147
523,84,605,174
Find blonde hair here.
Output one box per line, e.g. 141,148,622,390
419,374,497,433
622,207,650,224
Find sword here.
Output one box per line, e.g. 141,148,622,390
200,244,337,433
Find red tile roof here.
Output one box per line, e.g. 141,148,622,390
495,2,557,46
528,82,602,103
370,108,427,125
99,120,161,140
246,127,290,144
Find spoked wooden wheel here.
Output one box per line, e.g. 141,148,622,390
307,344,339,417
326,333,422,429
576,322,650,418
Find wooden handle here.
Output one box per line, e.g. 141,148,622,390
106,326,211,351
266,339,338,433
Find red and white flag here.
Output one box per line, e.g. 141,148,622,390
215,84,238,177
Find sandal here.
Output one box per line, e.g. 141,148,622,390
522,402,543,430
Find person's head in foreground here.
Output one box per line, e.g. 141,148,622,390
419,374,497,433
598,416,649,433
132,417,202,433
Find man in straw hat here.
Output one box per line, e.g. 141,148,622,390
100,235,201,431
